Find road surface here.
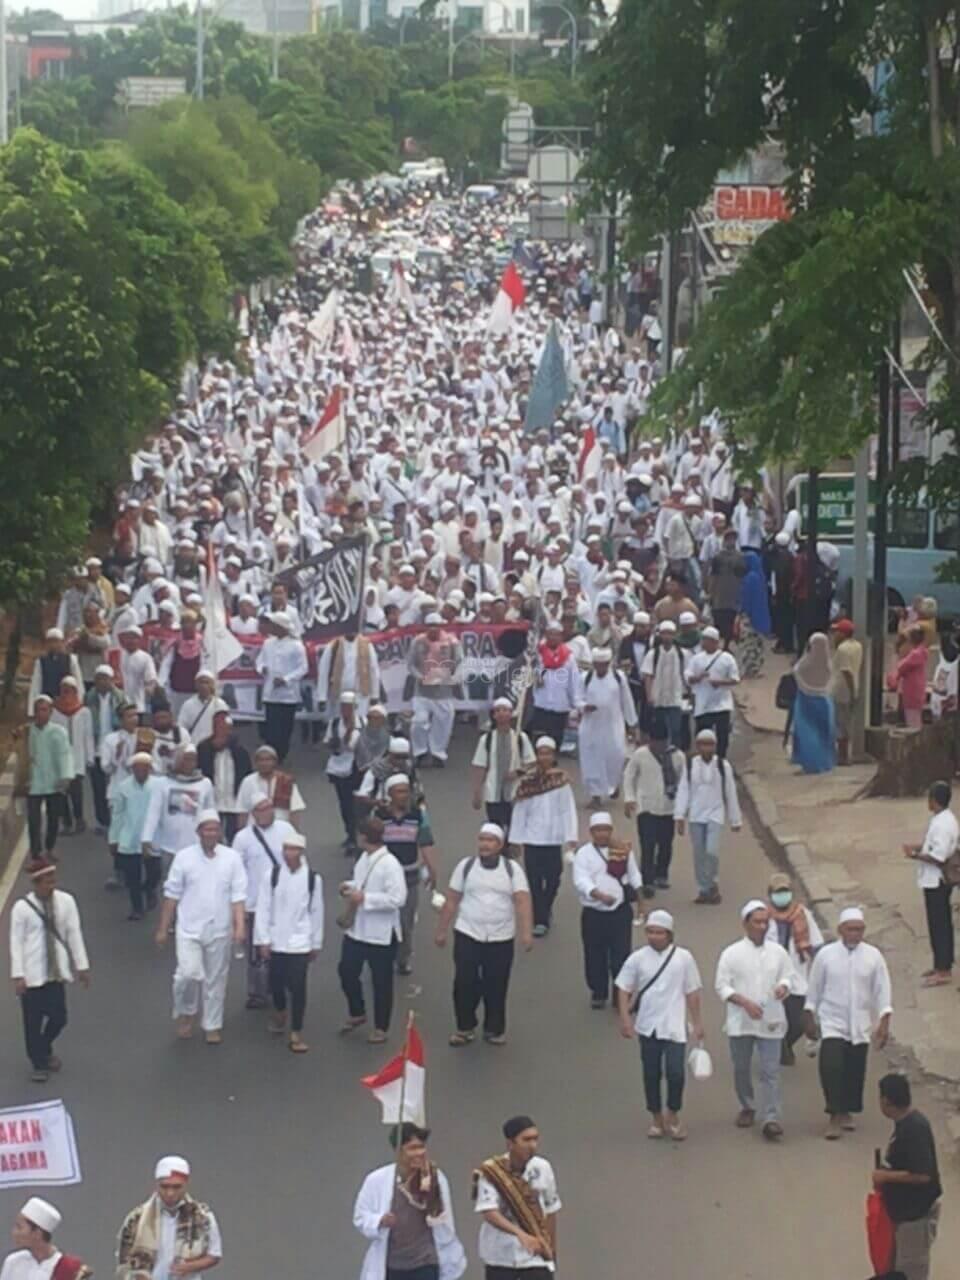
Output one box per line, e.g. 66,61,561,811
0,718,955,1278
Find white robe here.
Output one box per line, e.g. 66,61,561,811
352,1164,466,1280
578,670,637,797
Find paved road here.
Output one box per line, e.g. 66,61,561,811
1,719,956,1278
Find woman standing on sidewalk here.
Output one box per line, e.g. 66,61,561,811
791,633,836,774
903,780,958,987
887,626,929,730
737,551,770,678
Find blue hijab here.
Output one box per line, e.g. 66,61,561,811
740,550,772,634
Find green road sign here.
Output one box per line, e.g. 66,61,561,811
796,473,876,541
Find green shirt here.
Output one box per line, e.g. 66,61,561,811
28,722,74,796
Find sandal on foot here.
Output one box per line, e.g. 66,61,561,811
449,1031,475,1047
339,1016,366,1035
367,1029,388,1044
288,1034,309,1054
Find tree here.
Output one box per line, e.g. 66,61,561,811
585,0,960,572
0,130,156,609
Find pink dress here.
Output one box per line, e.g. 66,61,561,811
889,645,928,723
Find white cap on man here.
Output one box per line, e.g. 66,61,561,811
839,906,865,925
20,1198,61,1234
588,811,613,828
646,909,674,932
154,1156,191,1183
479,822,505,842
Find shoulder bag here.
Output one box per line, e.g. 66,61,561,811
336,852,384,931
628,944,677,1015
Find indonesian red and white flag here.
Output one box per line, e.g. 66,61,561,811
486,262,526,335
578,424,601,480
202,542,243,674
387,259,416,311
301,386,346,464
361,1025,426,1126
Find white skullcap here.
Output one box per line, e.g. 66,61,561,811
646,909,674,932
60,675,78,687
425,612,443,625
492,696,513,710
683,494,702,507
513,549,529,561
479,822,505,841
45,628,64,641
385,773,410,791
695,728,717,743
388,737,411,754
269,612,292,629
678,611,697,626
21,1198,61,1234
741,898,767,921
196,669,215,682
658,620,677,634
131,751,153,765
588,811,613,828
154,1156,191,1182
839,906,865,925
283,832,307,849
775,531,790,546
633,611,651,625
591,648,613,663
535,735,556,750
95,663,115,677
122,624,143,637
701,626,720,641
368,703,387,717
195,808,221,828
33,694,53,706
399,563,416,574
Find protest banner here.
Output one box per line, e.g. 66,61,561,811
0,1100,81,1189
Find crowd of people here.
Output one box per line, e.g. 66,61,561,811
6,178,946,1280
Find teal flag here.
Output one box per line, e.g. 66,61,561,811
523,321,569,434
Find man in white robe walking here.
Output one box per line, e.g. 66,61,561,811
576,647,637,806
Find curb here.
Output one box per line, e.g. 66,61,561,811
0,748,25,879
737,744,960,1142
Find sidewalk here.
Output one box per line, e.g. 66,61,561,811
735,650,960,1134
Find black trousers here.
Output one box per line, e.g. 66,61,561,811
330,769,361,842
386,1267,439,1280
261,702,297,762
783,993,805,1049
773,599,796,652
88,762,110,828
269,952,309,1031
637,812,674,885
453,931,514,1037
221,812,240,843
924,883,954,972
63,777,83,824
819,1038,869,1115
118,852,163,915
523,844,562,928
20,981,67,1070
27,793,62,856
695,710,732,759
640,1033,686,1114
527,707,567,748
485,801,513,832
713,607,738,646
338,933,397,1031
580,904,632,1001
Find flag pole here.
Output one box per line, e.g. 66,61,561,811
390,1010,416,1211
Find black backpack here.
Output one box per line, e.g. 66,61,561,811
462,855,516,888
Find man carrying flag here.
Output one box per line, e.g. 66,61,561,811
487,262,526,336
473,1115,561,1277
352,1123,466,1280
302,387,346,466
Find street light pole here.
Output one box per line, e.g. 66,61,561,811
195,0,204,101
0,0,8,146
447,0,455,79
272,0,280,80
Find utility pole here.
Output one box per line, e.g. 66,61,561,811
604,196,617,326
805,466,820,646
659,232,674,373
272,0,280,80
195,0,204,101
852,436,870,755
870,352,890,726
447,0,455,79
1,0,9,146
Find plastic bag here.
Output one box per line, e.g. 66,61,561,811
687,1046,713,1080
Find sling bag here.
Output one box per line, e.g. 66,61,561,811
628,944,677,1016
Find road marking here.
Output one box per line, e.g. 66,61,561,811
0,827,28,915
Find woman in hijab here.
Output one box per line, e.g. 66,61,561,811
737,550,771,678
792,631,836,773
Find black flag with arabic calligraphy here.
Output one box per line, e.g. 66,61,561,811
274,536,367,640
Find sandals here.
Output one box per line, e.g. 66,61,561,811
449,1031,475,1047
288,1034,309,1054
367,1030,388,1044
921,973,952,987
339,1016,366,1035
